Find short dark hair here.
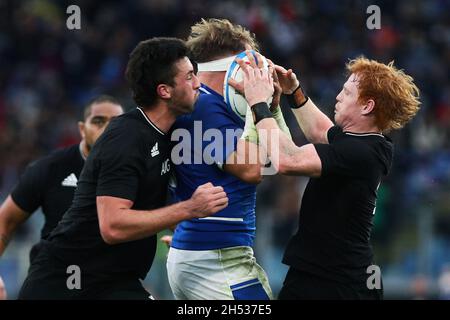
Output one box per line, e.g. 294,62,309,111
83,95,122,120
125,37,188,108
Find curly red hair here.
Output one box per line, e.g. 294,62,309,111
347,57,421,132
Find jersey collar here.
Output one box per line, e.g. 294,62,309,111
79,143,87,161
136,107,165,136
200,83,223,99
344,131,385,138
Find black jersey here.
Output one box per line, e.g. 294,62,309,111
283,126,393,284
11,144,84,239
42,108,171,281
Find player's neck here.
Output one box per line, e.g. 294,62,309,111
140,105,175,134
79,141,89,159
342,122,381,134
198,72,226,96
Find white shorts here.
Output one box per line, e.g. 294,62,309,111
167,246,273,300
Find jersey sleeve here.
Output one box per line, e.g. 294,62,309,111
95,129,147,202
10,159,47,213
326,125,342,143
314,136,374,178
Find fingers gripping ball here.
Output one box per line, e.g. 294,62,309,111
224,51,272,121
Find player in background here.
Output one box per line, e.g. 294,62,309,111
0,95,124,298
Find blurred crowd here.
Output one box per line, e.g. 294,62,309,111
0,0,449,299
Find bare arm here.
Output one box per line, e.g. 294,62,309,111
97,183,228,245
291,99,333,144
274,64,333,144
222,139,264,184
256,118,322,177
237,53,322,177
0,196,30,256
225,67,277,184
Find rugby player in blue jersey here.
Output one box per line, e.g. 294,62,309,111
166,19,291,300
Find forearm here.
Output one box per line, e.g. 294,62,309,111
98,199,194,244
256,117,298,171
256,113,321,177
235,139,265,168
270,63,331,142
0,196,29,256
120,201,193,240
223,139,265,184
291,98,333,144
239,59,322,176
271,106,292,140
98,183,228,245
0,222,15,256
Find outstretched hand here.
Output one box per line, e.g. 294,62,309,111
267,59,282,111
228,52,282,112
273,64,300,94
235,51,274,107
228,78,244,96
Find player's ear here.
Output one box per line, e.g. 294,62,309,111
362,99,375,115
78,121,86,139
157,84,172,100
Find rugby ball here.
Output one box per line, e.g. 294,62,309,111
223,51,272,121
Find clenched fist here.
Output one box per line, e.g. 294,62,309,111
187,183,228,218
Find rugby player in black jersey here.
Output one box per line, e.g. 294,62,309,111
0,95,123,298
18,37,228,299
237,53,420,299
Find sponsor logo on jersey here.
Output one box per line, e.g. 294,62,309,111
61,173,78,187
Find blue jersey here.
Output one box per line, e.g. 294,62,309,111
171,84,257,250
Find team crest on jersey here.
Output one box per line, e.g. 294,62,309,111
151,142,159,157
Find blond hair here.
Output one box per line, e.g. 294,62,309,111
346,57,421,132
187,18,259,62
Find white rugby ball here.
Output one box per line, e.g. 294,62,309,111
223,51,272,121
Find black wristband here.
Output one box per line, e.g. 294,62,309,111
251,102,273,124
286,84,309,109
291,84,302,95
